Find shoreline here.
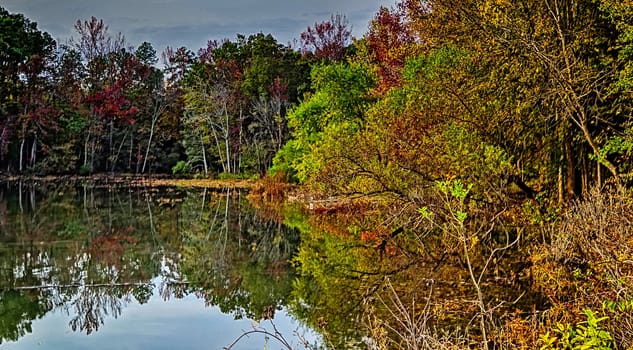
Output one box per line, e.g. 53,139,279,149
0,173,257,189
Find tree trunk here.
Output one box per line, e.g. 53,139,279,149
128,129,133,172
84,112,94,172
565,133,576,199
211,124,226,173
200,134,208,174
224,106,231,174
30,136,36,167
558,164,564,205
111,130,130,173
19,138,25,173
142,115,157,174
108,119,114,171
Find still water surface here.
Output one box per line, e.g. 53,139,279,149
0,181,317,349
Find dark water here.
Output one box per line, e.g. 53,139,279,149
0,181,317,349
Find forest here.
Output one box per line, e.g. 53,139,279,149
3,0,633,348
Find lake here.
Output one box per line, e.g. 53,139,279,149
0,180,318,349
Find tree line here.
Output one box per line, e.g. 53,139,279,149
4,0,632,200
3,0,633,201
0,8,350,177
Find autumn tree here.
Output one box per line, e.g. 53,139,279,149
72,16,125,63
134,42,181,174
0,6,55,173
378,0,633,200
69,17,155,174
468,0,632,197
364,3,418,92
181,34,309,176
300,14,352,62
70,17,122,173
162,46,195,86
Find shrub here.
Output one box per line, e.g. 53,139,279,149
171,160,190,175
539,309,614,350
79,164,92,176
533,188,633,348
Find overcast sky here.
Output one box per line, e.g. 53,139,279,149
2,0,398,54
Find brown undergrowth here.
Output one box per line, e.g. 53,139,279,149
531,187,633,349
249,173,295,202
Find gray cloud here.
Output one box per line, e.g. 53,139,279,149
2,0,396,53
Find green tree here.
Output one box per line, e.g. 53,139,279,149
0,6,55,172
182,34,310,176
271,60,376,184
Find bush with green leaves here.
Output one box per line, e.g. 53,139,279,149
539,309,614,350
171,160,191,175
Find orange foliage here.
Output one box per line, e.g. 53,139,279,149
249,173,293,202
89,226,139,266
360,231,379,242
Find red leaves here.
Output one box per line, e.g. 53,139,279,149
366,3,418,92
86,80,137,124
215,59,243,87
73,16,126,62
121,54,152,84
197,40,219,65
360,231,379,242
25,106,60,133
301,14,351,62
269,77,288,101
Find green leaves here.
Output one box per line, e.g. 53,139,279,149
273,60,376,185
417,206,432,219
309,61,376,124
403,45,467,84
539,309,615,350
603,298,633,313
434,179,472,224
437,179,472,203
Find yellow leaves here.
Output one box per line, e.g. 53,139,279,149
469,235,480,250
479,0,513,26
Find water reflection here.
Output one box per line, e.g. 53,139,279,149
0,181,306,347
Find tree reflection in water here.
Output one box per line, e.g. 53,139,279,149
179,187,300,320
0,290,51,344
0,181,301,345
67,286,126,334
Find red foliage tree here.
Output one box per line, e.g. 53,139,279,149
86,80,137,124
366,2,418,92
300,14,351,62
72,16,125,63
